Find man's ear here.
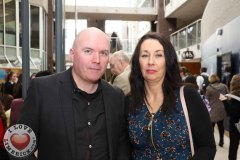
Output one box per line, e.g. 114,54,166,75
70,48,74,62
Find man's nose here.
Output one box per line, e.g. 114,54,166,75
92,52,100,63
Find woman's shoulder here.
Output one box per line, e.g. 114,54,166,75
182,85,205,110
183,85,199,96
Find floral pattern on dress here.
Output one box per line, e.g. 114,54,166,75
128,89,192,160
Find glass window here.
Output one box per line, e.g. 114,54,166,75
171,34,178,50
105,20,150,54
65,19,87,54
31,6,39,48
42,9,47,51
66,0,156,8
6,47,18,66
0,0,3,45
0,46,8,65
179,29,186,49
187,24,197,46
19,1,22,47
197,21,201,43
5,0,16,46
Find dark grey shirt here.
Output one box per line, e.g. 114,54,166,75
71,77,109,160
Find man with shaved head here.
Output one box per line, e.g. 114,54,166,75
15,27,130,160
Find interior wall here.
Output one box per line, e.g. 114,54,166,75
201,16,240,75
201,0,240,44
201,0,240,75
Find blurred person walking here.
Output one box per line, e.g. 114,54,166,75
206,74,229,147
197,67,210,95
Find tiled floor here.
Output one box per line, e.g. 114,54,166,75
214,127,240,160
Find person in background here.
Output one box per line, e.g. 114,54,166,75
224,74,240,160
109,74,117,84
184,75,198,90
35,69,53,77
109,50,131,95
16,27,130,160
179,66,189,81
4,71,17,96
205,74,228,147
126,32,216,160
196,67,210,95
1,94,14,128
12,74,22,99
110,32,123,53
10,70,53,127
10,73,24,127
184,75,211,112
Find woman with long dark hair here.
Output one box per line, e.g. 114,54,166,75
126,32,216,159
4,71,17,96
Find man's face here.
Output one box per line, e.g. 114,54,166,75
70,29,110,84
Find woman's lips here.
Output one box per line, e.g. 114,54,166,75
146,69,156,74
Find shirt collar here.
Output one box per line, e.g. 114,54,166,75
70,71,101,98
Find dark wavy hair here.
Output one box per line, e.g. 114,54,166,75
13,73,22,98
5,71,15,82
0,101,7,129
129,32,182,113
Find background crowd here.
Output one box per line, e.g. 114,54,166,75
0,28,239,160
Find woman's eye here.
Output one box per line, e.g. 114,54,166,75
141,54,148,58
155,51,164,57
156,53,163,57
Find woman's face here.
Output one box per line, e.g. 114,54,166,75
10,73,17,82
139,39,166,83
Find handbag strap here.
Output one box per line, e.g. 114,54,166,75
180,86,195,156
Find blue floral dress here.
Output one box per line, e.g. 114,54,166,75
128,90,192,160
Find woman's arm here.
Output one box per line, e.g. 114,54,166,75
184,86,216,160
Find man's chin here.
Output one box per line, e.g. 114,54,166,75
89,77,102,83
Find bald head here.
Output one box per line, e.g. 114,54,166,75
69,27,111,88
72,27,110,50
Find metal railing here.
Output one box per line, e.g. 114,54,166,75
65,0,157,9
170,19,201,51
